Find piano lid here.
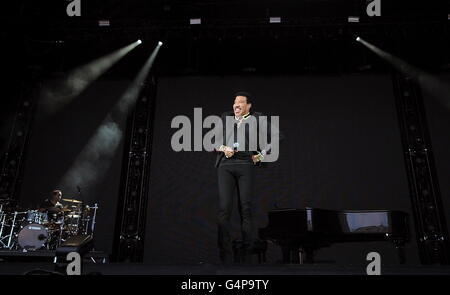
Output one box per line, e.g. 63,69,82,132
263,207,408,235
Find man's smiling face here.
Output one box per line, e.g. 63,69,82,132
233,95,251,117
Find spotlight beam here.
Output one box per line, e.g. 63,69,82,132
115,41,163,116
356,37,450,111
59,42,162,190
41,40,142,115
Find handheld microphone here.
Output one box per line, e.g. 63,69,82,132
233,142,239,151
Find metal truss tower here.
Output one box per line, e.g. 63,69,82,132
393,73,450,264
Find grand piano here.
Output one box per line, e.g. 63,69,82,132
258,208,409,264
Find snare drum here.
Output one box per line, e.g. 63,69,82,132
18,223,49,250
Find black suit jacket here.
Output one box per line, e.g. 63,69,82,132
214,111,282,167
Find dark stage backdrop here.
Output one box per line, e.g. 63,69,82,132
19,78,131,254
145,75,422,265
16,74,449,264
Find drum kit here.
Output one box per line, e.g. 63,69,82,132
0,199,98,251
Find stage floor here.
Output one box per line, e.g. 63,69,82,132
1,262,450,275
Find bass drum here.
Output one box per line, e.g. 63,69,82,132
18,223,49,250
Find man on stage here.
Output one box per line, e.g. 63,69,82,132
215,91,278,264
39,189,64,221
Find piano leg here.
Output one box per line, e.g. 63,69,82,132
281,246,291,263
280,246,315,264
280,246,301,263
299,247,314,264
292,249,300,264
393,239,406,264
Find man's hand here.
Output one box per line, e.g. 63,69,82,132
224,147,234,158
252,153,264,163
217,145,234,158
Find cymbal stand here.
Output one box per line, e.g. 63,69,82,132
0,212,7,248
90,203,98,237
82,214,90,235
57,214,65,247
7,211,18,249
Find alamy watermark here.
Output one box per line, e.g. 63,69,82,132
66,252,81,275
366,251,381,275
170,108,280,162
366,0,381,17
66,0,81,17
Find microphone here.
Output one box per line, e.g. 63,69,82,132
233,142,239,151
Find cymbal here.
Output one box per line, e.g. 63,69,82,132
67,214,81,218
62,198,82,203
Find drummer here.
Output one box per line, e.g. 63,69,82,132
39,189,64,220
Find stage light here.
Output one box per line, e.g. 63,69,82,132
60,42,163,190
158,41,163,46
98,20,110,27
116,42,162,113
269,17,281,24
137,39,142,44
357,37,450,112
41,40,142,115
356,36,361,42
190,18,201,25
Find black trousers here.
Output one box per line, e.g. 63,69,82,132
217,164,256,261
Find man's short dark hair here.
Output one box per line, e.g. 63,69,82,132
234,91,253,105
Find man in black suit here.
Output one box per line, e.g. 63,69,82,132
215,91,278,264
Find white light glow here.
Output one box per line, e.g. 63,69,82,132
190,18,201,25
269,17,281,24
